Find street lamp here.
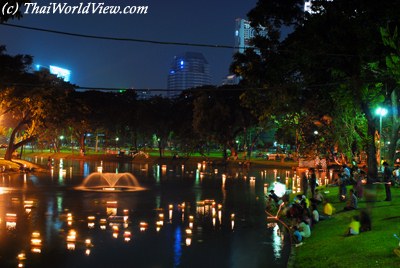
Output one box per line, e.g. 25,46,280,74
376,107,388,169
115,137,119,152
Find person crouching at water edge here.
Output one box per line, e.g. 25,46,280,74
293,218,311,246
266,190,283,211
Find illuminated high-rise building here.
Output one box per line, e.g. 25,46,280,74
226,18,266,85
234,18,266,54
36,64,71,82
167,52,211,93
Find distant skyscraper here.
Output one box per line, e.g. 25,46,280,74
36,64,71,82
225,18,266,85
167,52,211,93
234,18,266,54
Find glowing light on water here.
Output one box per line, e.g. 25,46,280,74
6,213,17,230
67,213,73,226
31,232,42,253
156,220,163,231
67,230,76,241
270,181,287,197
124,231,131,242
85,239,92,247
140,222,148,232
85,249,91,256
185,228,192,246
272,224,283,259
169,204,173,220
100,219,107,230
231,214,235,230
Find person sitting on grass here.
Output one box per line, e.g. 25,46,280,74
311,203,320,225
311,189,324,205
346,215,360,236
322,198,335,217
293,218,311,244
344,189,358,211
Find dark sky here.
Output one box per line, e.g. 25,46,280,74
0,0,258,90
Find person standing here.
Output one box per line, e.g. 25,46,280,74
309,168,317,199
301,172,308,196
383,162,392,201
344,189,358,210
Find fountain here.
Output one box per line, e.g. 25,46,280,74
75,172,146,192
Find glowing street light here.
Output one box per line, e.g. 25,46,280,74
376,107,388,169
115,137,119,152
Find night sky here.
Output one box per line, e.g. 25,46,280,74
0,0,258,90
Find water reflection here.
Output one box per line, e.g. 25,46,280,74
0,157,342,267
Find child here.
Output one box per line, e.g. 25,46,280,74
347,215,360,235
344,189,358,210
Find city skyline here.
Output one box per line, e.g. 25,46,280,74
0,0,258,90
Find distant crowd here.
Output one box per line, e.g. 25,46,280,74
266,164,383,246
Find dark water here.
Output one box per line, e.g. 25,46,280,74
0,157,293,268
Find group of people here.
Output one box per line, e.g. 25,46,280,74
335,164,365,202
286,191,332,245
264,161,398,246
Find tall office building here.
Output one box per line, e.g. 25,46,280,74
167,52,211,93
225,18,266,85
234,18,266,54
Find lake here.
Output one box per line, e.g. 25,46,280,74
0,157,301,268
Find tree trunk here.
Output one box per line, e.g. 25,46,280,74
79,134,86,156
388,89,400,165
366,120,378,183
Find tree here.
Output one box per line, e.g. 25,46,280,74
231,0,400,181
0,69,73,159
192,86,256,160
0,0,30,23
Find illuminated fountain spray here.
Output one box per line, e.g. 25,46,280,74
75,172,145,192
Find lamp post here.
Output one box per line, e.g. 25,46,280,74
59,136,64,153
115,137,119,152
376,107,388,170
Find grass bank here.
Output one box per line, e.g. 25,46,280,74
290,184,400,268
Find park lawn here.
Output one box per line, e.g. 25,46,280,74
291,184,400,268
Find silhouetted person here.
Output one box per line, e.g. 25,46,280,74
359,209,371,232
309,168,317,198
383,162,392,201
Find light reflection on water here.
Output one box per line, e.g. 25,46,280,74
0,157,337,268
